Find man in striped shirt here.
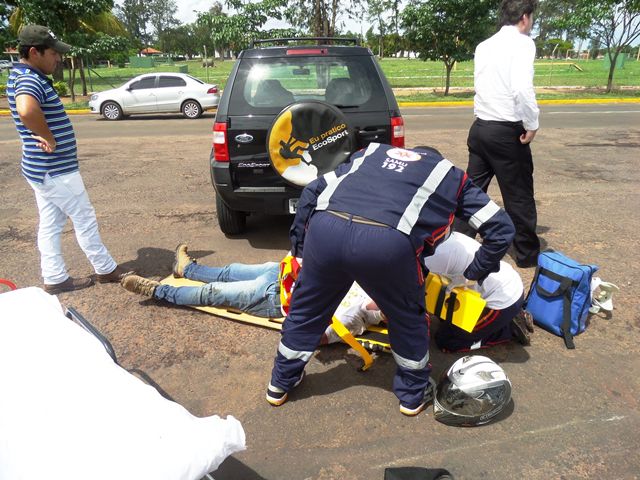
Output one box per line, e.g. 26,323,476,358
8,25,128,294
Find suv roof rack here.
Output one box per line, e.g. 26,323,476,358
251,37,360,48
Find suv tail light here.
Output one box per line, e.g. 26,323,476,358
207,86,218,94
213,122,229,162
391,116,405,148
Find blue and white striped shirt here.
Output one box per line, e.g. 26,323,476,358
7,63,78,183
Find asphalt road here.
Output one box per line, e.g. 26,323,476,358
1,103,639,480
3,102,640,140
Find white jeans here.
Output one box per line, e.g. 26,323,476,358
27,171,117,284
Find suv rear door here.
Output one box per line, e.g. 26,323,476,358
225,49,397,190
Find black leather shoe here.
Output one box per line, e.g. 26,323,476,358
516,256,538,268
44,276,94,294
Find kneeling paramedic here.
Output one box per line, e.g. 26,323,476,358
267,143,515,416
425,232,533,351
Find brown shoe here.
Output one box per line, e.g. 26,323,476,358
512,310,534,346
44,276,94,294
96,265,133,283
172,243,195,278
121,274,159,298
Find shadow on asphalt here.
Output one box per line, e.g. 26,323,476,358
213,456,268,480
124,246,216,278
223,214,293,251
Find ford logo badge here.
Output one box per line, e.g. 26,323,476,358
235,133,254,144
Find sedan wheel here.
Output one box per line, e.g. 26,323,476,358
182,100,202,119
101,101,123,121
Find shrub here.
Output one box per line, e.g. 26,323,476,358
0,84,6,96
53,81,68,96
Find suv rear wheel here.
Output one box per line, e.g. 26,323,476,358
216,194,247,235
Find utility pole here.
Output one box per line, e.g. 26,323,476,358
203,45,209,82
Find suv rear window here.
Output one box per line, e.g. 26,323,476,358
229,55,388,114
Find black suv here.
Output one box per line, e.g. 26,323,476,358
210,38,404,234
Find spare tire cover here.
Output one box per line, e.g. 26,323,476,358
267,100,354,187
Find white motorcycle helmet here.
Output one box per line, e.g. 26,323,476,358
433,355,512,427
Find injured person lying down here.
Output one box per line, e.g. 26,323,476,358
121,244,384,344
122,238,533,350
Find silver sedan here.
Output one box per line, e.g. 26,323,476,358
88,72,219,120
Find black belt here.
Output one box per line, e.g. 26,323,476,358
475,118,523,127
327,210,388,227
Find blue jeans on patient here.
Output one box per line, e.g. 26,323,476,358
153,262,281,318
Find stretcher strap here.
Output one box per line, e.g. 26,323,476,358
331,316,374,371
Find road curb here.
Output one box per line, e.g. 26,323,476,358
398,98,640,107
0,109,91,115
1,99,639,116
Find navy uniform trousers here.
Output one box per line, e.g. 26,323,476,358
463,119,540,265
270,211,431,409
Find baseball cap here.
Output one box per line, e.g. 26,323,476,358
18,25,71,53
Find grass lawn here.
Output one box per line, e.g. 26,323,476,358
15,56,636,108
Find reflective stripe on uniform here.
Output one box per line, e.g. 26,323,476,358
323,171,337,184
468,200,500,230
278,341,314,362
391,349,430,370
316,143,380,211
396,159,454,235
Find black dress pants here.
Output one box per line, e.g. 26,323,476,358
461,118,540,265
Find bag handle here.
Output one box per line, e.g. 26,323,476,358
535,267,576,297
532,266,577,349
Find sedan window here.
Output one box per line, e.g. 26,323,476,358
158,76,187,88
129,77,156,90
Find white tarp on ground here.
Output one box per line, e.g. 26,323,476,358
0,287,245,480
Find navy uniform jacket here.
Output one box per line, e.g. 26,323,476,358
290,143,515,283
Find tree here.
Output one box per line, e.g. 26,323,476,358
561,0,640,92
10,0,128,98
536,0,582,43
114,0,150,47
284,0,350,37
158,24,199,58
1,2,16,51
365,0,393,57
148,0,179,51
194,0,285,59
402,0,499,95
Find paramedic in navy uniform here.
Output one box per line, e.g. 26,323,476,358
266,143,515,416
460,0,541,268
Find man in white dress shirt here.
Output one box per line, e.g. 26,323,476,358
461,0,541,269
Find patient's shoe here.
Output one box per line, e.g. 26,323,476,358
399,377,436,417
121,274,159,298
173,243,195,278
266,372,305,407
